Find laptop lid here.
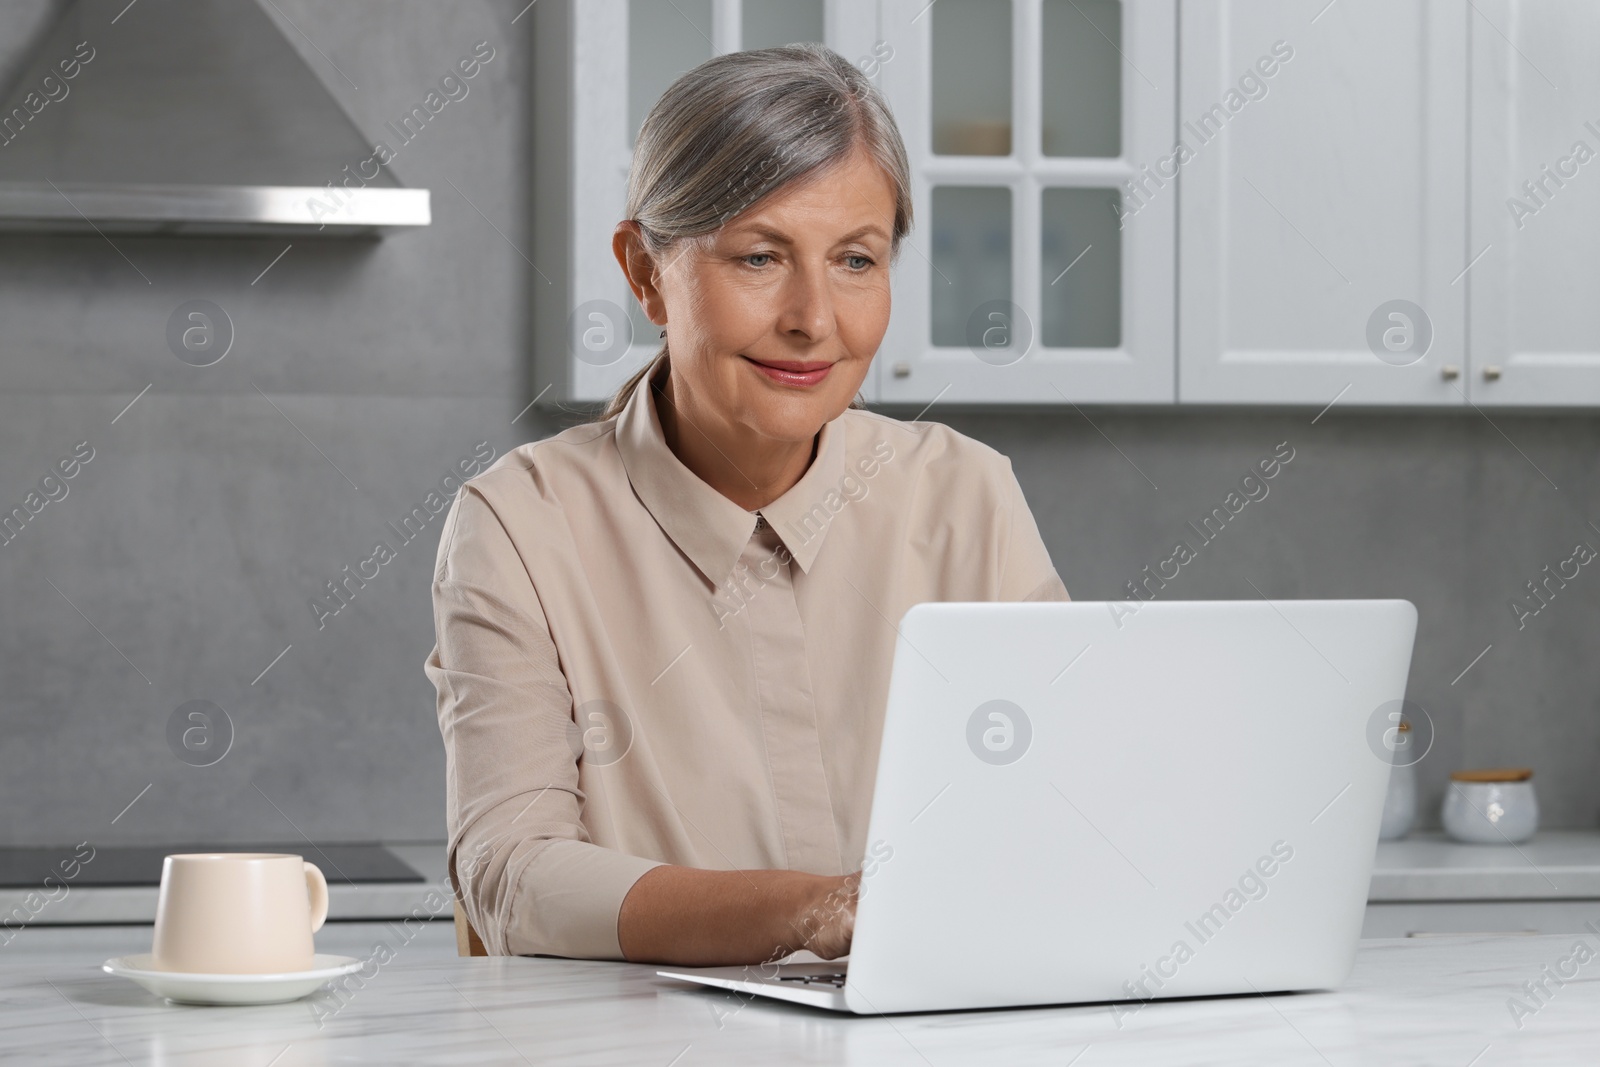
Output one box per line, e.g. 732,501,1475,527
842,599,1417,1015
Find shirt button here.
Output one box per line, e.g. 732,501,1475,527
754,514,767,530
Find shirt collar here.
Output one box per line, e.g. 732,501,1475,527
615,352,849,587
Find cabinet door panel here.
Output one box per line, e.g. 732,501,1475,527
1469,0,1600,406
876,0,1176,406
1179,0,1467,406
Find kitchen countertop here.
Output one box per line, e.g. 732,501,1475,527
2,844,449,925
3,922,1595,1064
15,831,1600,929
1371,831,1600,900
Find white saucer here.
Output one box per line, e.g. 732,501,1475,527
103,953,364,1005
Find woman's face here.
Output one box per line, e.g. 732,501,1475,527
624,144,897,444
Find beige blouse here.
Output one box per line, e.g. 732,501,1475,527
425,353,1070,959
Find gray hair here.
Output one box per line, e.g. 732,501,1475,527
592,42,913,422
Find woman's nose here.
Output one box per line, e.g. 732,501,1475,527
778,265,835,342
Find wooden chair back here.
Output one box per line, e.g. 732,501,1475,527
453,899,488,957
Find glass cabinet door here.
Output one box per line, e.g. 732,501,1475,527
875,0,1176,405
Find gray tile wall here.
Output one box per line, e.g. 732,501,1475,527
0,0,534,850
2,2,1596,857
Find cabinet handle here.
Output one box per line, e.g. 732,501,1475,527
1440,365,1460,380
1483,366,1502,381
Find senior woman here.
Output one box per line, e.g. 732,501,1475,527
425,43,1069,968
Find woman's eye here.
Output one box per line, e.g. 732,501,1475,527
740,252,872,269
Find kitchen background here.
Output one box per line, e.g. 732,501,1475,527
1,0,1597,864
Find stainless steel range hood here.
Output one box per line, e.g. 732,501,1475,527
0,0,430,236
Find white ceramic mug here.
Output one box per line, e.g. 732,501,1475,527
151,853,328,974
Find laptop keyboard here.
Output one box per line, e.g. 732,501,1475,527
773,972,847,988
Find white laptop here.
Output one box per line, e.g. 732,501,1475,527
657,599,1418,1015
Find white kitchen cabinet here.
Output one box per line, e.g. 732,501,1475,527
532,0,879,405
535,0,1172,409
535,0,1600,411
1468,0,1600,406
1178,0,1468,406
873,0,1176,405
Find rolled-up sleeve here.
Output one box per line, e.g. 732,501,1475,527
996,457,1071,603
425,485,664,959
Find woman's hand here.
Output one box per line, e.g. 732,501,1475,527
786,870,861,960
618,866,863,966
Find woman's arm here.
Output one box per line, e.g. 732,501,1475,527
618,865,859,966
997,456,1070,602
430,483,860,964
430,485,670,959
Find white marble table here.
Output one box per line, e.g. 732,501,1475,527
3,922,1597,1065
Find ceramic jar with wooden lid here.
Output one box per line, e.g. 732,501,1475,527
1441,767,1538,844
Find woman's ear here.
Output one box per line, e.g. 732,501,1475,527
612,221,667,327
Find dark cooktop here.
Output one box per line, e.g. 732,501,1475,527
0,844,426,889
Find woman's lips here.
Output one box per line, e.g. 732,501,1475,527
742,355,833,387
